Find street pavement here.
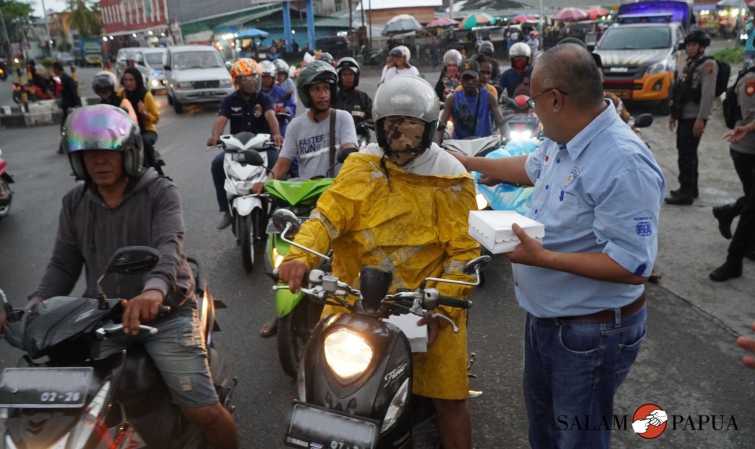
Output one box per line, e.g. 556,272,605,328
0,64,752,448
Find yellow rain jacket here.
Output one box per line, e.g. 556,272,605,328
284,144,480,400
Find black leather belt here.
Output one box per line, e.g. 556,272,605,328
560,294,646,323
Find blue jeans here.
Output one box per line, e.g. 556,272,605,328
524,306,647,449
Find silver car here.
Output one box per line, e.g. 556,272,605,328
114,47,151,88
165,45,234,114
142,48,169,94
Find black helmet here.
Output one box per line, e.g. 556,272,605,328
336,57,360,88
297,60,338,108
684,29,711,48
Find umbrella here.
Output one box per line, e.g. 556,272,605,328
587,7,609,20
427,17,458,28
553,7,588,22
235,27,269,39
462,13,495,29
382,14,423,35
512,15,539,24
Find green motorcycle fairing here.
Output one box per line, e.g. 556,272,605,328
264,178,333,206
265,178,333,319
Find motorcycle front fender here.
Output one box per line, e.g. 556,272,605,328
232,195,262,217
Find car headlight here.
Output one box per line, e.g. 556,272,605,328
741,33,749,40
509,129,533,141
150,78,161,88
646,60,669,75
324,328,373,380
381,378,409,433
220,79,232,88
66,381,111,449
175,81,192,89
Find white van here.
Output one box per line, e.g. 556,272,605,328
165,45,234,113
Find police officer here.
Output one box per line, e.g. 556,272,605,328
206,58,282,230
710,62,755,281
668,29,718,205
334,57,373,141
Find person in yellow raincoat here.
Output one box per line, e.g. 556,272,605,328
278,75,481,449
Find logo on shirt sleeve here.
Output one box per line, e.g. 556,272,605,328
635,219,653,237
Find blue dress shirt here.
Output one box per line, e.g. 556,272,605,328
513,102,665,318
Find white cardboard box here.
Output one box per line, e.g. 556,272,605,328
468,210,545,254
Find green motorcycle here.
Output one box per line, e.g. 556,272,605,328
264,178,334,378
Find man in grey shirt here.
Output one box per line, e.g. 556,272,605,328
267,60,357,182
258,61,356,337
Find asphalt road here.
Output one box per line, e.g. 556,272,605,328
0,68,753,448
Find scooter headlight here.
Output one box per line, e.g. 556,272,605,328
324,328,373,381
475,193,488,210
508,129,533,141
66,381,111,449
381,378,410,433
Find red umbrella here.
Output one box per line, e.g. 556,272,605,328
587,7,610,20
553,7,588,22
427,17,458,28
512,15,539,24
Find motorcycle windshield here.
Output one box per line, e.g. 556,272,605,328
265,178,333,206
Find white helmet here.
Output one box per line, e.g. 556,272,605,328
273,59,289,74
260,60,276,77
509,42,532,59
443,49,463,67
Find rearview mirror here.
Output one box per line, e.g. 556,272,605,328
271,209,301,236
634,113,653,128
463,255,492,275
105,246,160,275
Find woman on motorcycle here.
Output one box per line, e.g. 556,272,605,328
435,49,463,100
92,71,138,123
121,67,161,170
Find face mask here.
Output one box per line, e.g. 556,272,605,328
383,117,426,165
512,58,528,71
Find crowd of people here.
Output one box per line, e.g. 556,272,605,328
0,27,754,449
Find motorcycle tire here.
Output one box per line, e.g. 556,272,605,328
239,215,254,272
277,298,323,378
0,180,11,219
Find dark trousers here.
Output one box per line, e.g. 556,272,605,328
141,131,159,169
676,119,702,196
729,150,755,259
524,307,646,449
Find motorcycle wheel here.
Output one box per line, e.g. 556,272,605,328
239,215,254,272
277,298,323,378
0,180,11,219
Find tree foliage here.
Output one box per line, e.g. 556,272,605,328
67,0,101,37
0,0,34,41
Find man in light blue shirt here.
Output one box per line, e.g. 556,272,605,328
453,44,664,449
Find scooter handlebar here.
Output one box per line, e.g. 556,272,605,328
436,296,471,309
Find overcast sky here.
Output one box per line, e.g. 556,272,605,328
31,0,67,17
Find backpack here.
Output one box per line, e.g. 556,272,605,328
714,59,731,98
723,66,755,129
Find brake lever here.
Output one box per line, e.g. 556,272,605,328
430,312,460,333
95,323,158,339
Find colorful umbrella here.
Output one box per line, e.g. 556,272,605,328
427,17,458,28
382,14,423,35
461,13,494,30
587,7,610,20
553,7,588,22
512,15,539,24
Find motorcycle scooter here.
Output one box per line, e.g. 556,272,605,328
265,178,333,378
0,246,236,449
271,210,491,449
0,149,13,219
215,131,277,272
499,94,541,144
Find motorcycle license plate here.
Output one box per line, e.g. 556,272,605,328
285,402,379,449
0,367,93,408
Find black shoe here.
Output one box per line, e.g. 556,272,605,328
216,212,233,230
712,205,736,239
709,259,743,282
665,195,694,205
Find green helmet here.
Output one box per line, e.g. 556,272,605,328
296,60,338,108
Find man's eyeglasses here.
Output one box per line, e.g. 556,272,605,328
530,87,569,103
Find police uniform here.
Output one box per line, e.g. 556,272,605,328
712,71,755,278
671,55,718,200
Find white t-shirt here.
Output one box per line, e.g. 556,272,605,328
280,109,357,179
379,65,420,84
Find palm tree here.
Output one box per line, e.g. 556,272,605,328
67,0,100,37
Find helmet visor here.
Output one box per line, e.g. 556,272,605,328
65,105,135,153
